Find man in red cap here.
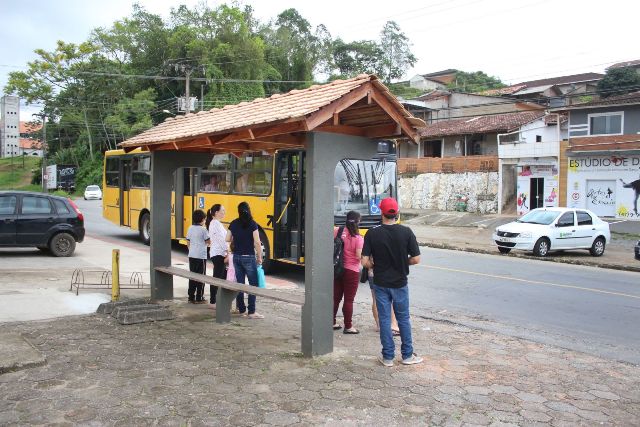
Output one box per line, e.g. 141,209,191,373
361,197,423,367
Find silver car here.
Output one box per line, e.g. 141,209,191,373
493,207,611,257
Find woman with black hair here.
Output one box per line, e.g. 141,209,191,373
333,210,364,334
226,201,264,319
206,204,227,306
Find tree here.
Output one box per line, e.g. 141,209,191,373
379,21,416,83
331,39,383,79
597,67,640,98
447,71,505,93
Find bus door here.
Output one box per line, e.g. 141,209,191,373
174,168,196,238
119,159,132,227
273,151,305,263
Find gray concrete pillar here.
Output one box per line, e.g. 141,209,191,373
150,151,212,301
302,132,378,357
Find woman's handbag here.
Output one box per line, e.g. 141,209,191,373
359,267,369,283
257,265,266,288
226,254,236,281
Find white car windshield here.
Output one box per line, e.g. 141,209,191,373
87,186,100,191
517,210,561,225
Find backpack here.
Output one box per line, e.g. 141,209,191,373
333,226,345,278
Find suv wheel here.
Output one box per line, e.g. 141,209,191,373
49,232,76,257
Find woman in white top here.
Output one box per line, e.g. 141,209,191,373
206,204,227,306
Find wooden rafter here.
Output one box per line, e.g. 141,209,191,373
369,91,419,142
304,83,372,131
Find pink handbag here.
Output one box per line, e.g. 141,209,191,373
226,254,236,281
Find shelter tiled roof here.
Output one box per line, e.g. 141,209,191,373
419,111,545,138
120,74,425,151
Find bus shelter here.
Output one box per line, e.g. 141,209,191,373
120,74,425,356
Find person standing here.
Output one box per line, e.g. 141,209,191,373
186,209,210,304
206,204,227,306
333,211,364,334
361,198,423,367
226,202,264,319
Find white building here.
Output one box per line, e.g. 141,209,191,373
0,95,20,158
497,114,568,215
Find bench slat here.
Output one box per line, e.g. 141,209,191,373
155,265,305,306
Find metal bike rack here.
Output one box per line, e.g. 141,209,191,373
70,269,149,295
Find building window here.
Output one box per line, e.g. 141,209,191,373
536,135,542,142
588,112,623,135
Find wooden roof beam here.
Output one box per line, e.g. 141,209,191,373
209,129,254,145
364,123,402,139
304,83,372,131
369,91,419,143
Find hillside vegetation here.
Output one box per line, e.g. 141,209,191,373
0,156,41,191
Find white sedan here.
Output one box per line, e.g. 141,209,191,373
493,207,610,257
83,185,102,200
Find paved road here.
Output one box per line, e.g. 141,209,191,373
409,247,640,364
77,199,640,364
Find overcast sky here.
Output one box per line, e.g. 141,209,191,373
2,0,639,120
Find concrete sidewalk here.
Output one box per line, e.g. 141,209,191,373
1,297,639,425
403,208,640,272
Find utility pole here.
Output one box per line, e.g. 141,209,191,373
169,61,206,115
33,112,47,192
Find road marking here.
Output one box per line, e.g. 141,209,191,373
469,218,496,225
607,220,626,225
416,264,640,300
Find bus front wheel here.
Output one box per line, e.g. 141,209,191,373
259,229,273,274
139,212,151,246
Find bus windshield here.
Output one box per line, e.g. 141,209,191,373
334,159,396,217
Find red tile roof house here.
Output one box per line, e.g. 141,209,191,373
19,121,43,157
551,92,640,219
397,110,569,214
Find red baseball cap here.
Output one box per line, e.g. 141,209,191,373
379,197,399,216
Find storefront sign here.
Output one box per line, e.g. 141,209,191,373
567,155,640,219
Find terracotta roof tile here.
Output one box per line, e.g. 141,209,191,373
556,91,640,110
121,74,422,147
607,59,640,70
419,111,545,138
479,85,526,96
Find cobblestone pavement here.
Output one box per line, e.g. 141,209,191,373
1,298,639,426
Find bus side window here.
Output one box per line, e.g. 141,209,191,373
131,155,151,188
200,154,231,193
105,158,120,187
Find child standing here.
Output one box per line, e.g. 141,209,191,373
186,209,210,303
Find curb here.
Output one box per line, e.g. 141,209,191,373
417,241,640,273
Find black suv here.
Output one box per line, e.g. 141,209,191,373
0,191,85,256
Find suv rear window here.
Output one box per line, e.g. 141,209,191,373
0,195,17,214
21,196,53,214
53,199,70,214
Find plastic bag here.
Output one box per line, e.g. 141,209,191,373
226,254,236,282
257,265,266,288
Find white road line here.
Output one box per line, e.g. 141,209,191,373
469,218,496,225
415,264,640,300
608,220,627,225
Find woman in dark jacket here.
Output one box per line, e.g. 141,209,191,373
226,202,264,319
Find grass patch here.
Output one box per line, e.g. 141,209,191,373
0,156,40,190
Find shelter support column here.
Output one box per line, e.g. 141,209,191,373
150,151,212,300
302,132,378,357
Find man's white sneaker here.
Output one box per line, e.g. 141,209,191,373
377,355,394,367
401,353,424,365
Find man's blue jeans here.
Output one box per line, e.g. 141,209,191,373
371,284,413,360
234,255,258,314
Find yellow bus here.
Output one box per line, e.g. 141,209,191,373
103,148,397,271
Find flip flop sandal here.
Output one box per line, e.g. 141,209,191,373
392,330,401,337
333,323,342,330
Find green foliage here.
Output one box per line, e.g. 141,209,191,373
3,4,420,189
447,71,505,93
0,156,41,190
379,21,417,83
388,83,424,99
597,67,640,98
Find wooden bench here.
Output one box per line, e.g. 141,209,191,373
155,266,305,323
